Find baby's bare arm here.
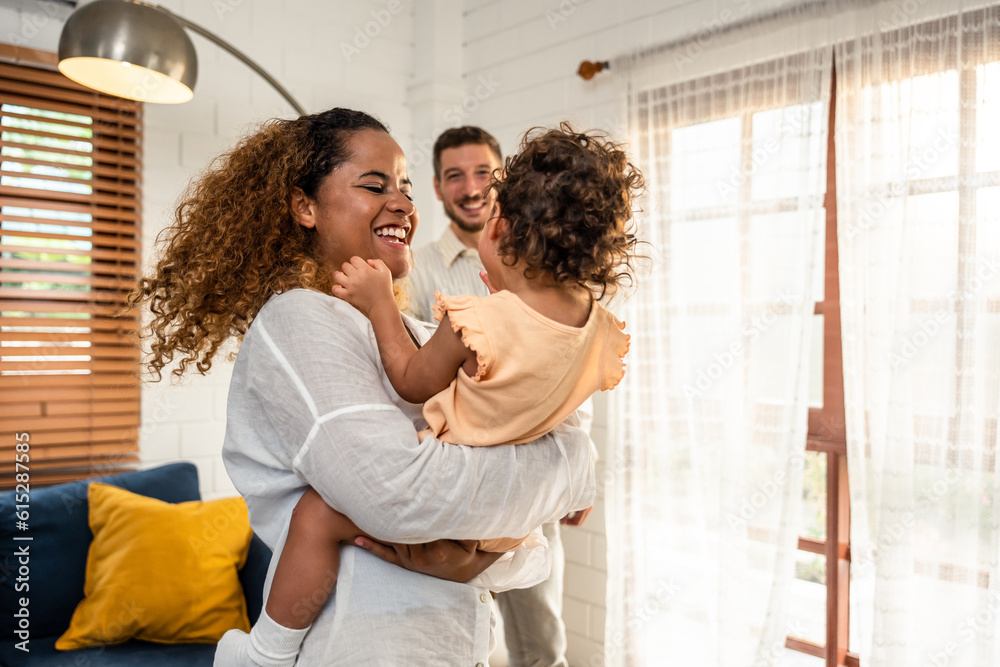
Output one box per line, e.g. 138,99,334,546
388,313,475,402
333,257,473,403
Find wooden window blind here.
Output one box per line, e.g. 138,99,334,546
0,53,142,488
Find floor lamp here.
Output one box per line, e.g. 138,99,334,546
57,0,305,115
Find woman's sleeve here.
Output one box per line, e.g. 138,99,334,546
247,291,595,543
468,527,552,592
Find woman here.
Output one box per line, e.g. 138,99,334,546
130,108,595,665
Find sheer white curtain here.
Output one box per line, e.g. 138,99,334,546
607,28,831,666
835,4,1000,665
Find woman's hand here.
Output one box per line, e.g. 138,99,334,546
353,536,503,583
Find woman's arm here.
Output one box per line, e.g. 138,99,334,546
242,290,595,544
332,257,475,403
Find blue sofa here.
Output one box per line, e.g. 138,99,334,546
0,462,272,666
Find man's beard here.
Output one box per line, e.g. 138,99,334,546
442,197,488,234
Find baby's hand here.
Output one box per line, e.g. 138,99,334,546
479,270,498,294
332,257,394,317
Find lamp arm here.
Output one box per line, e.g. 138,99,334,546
155,5,306,116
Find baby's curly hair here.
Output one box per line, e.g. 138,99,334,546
128,108,390,381
490,122,644,299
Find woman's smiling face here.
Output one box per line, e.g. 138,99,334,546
292,129,417,280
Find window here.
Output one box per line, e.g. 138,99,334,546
831,7,1000,660
611,5,1000,665
610,49,835,666
661,70,853,666
0,53,142,488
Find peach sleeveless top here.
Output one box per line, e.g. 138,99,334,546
421,290,630,448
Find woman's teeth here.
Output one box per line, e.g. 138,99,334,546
376,227,407,240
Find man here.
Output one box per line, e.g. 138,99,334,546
405,126,499,322
406,126,592,667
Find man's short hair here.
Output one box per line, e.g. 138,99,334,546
432,126,503,178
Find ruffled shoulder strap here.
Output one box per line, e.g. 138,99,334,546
599,308,631,391
432,291,494,381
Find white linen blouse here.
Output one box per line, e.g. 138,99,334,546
222,289,596,666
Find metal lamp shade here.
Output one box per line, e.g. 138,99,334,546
58,0,198,104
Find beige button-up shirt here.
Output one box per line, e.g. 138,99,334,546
405,226,489,323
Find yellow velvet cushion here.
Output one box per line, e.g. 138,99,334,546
55,482,253,650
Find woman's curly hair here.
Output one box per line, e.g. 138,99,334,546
127,108,389,381
490,122,645,299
